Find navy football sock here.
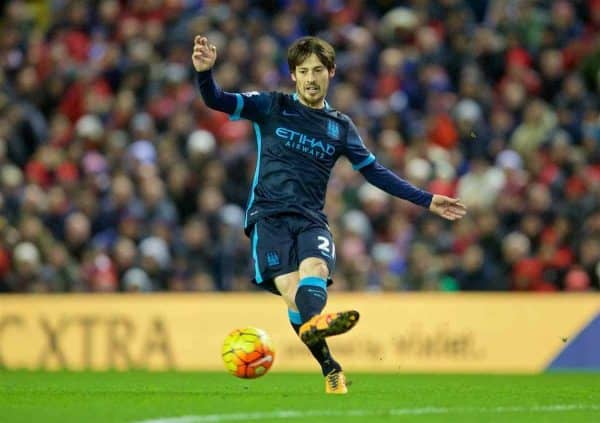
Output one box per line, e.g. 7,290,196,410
289,309,341,376
295,276,327,321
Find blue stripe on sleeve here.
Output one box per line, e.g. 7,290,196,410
230,93,243,121
352,153,375,170
298,276,327,290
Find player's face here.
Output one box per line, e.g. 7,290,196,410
291,54,335,109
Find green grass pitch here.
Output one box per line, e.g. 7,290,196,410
1,371,599,422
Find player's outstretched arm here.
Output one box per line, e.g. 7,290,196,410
191,35,271,121
192,36,217,72
347,120,466,221
428,194,467,221
359,161,466,221
192,35,238,115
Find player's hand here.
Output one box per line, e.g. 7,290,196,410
429,195,467,221
192,35,217,72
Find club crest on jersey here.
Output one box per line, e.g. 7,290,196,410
327,120,340,139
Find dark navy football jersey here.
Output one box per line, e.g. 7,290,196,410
230,91,375,234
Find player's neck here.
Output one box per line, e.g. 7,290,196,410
294,92,326,110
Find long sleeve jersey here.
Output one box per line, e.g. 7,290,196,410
196,70,433,234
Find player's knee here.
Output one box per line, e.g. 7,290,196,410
299,258,329,280
275,273,299,309
282,288,298,310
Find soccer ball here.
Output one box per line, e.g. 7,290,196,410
222,327,275,379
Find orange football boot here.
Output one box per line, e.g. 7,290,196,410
299,310,360,346
325,370,348,394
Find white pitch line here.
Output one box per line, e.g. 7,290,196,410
134,404,600,422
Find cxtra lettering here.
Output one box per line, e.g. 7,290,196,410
0,314,176,370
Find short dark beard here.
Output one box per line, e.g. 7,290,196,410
298,92,324,108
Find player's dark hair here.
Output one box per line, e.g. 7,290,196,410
287,36,335,73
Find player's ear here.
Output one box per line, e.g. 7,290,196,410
329,65,336,79
291,71,297,82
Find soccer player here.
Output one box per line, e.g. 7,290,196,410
192,35,466,393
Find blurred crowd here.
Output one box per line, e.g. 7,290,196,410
1,0,600,293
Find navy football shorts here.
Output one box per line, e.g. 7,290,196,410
249,213,335,295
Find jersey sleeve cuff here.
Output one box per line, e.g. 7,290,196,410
422,192,434,208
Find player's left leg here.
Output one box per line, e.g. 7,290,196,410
294,223,360,345
274,272,342,379
294,257,357,394
296,257,359,346
294,225,360,394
